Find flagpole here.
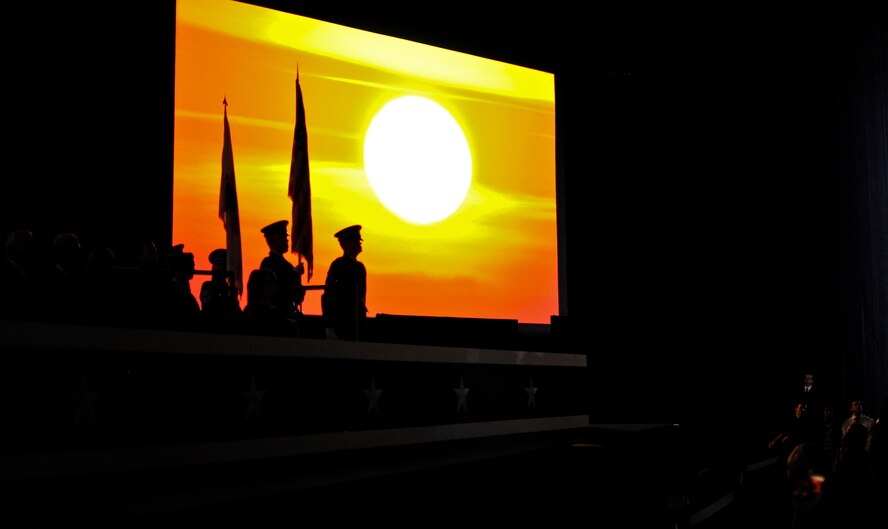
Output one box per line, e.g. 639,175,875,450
288,65,314,284
219,96,244,298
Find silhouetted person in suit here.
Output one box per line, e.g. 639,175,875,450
784,371,824,445
259,220,305,321
242,268,297,336
799,372,822,413
321,224,367,341
199,248,242,330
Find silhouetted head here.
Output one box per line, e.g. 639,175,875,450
334,225,363,242
803,372,814,387
334,225,363,258
208,248,228,279
209,248,227,266
168,244,195,280
261,220,289,253
850,400,865,417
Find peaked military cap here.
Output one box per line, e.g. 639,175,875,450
334,224,362,241
260,220,289,236
208,248,227,265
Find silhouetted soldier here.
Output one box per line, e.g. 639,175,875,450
199,248,242,330
259,220,305,321
321,224,367,341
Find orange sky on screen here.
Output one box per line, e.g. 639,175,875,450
173,0,558,324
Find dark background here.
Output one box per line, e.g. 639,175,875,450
2,1,886,429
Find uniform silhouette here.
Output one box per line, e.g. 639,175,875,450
199,248,242,330
321,224,367,341
259,220,305,320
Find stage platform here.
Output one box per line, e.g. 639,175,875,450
1,320,789,528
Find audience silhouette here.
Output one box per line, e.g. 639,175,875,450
818,420,874,526
840,399,875,438
769,401,818,462
785,441,830,529
770,375,883,529
821,403,842,467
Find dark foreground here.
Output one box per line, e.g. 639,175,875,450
6,424,792,529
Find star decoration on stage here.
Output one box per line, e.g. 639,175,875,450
364,376,383,415
525,378,538,408
68,374,100,427
240,375,266,421
454,376,470,412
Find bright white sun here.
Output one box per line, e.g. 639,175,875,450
363,95,472,224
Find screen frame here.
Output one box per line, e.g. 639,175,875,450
170,0,567,326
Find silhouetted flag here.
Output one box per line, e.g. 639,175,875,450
219,97,244,296
288,69,314,282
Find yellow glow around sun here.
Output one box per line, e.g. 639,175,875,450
363,96,472,224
